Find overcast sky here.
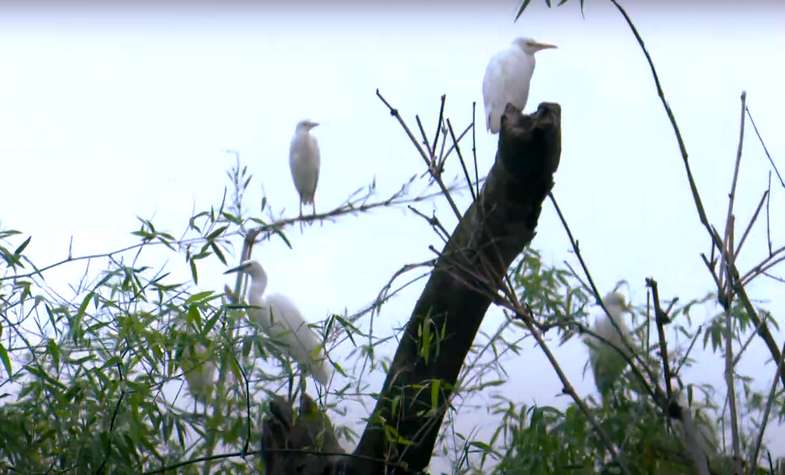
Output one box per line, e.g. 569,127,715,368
1,0,784,470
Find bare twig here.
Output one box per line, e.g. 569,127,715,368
431,95,447,159
646,278,673,404
734,189,769,259
749,341,785,473
376,89,462,219
447,118,477,202
610,0,785,403
471,101,480,199
672,325,702,377
746,105,784,189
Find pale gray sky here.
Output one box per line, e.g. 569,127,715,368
1,1,784,470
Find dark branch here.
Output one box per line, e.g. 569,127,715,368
351,102,561,472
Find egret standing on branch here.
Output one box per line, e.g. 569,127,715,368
224,260,332,385
585,292,632,397
482,37,556,134
289,119,321,217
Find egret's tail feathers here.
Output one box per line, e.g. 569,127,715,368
487,112,500,134
310,358,332,386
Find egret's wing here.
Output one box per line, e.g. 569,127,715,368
482,51,506,133
289,134,320,203
585,312,632,396
265,293,332,385
182,342,216,399
483,48,535,134
311,137,320,201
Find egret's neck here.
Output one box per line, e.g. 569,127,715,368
247,271,268,307
606,304,624,325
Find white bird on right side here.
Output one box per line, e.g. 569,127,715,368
482,37,556,134
289,119,321,217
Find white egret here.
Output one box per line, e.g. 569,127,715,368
181,340,216,411
224,260,331,385
289,119,321,216
585,292,632,396
482,37,556,134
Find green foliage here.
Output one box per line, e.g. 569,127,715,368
0,159,348,473
493,389,717,474
515,0,583,22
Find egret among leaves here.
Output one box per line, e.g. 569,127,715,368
289,120,321,216
225,260,331,385
482,37,556,134
181,340,216,412
585,292,632,397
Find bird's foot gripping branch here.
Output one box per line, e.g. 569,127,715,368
261,102,561,474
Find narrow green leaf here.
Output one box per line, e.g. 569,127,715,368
47,339,60,369
211,242,227,265
13,236,31,256
186,291,214,304
0,342,12,377
190,259,198,284
273,228,292,249
206,225,228,242
187,305,202,327
514,0,533,22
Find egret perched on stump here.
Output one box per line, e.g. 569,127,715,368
482,37,556,134
224,260,332,385
585,292,632,397
289,120,321,216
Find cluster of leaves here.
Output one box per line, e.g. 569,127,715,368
0,160,343,473
0,240,258,473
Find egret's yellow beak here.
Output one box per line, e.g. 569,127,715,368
533,42,557,51
224,263,250,275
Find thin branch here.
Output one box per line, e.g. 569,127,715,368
447,118,477,202
646,278,673,404
722,291,741,468
749,340,785,473
734,189,769,259
431,95,446,158
610,0,785,400
376,89,463,219
471,101,480,199
746,105,784,189
673,325,702,377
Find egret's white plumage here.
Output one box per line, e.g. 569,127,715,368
482,37,556,134
225,260,331,385
289,120,321,216
585,292,631,396
182,341,216,404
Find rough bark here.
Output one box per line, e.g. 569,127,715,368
261,102,561,474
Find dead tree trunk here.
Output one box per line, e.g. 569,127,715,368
262,102,562,474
